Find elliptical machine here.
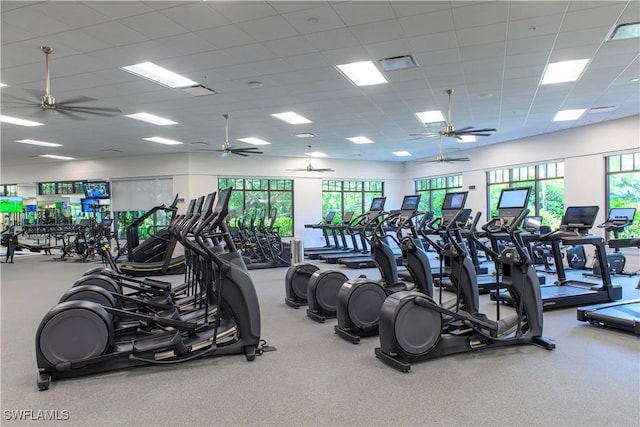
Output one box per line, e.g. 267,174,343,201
334,195,422,343
375,208,555,372
35,187,270,391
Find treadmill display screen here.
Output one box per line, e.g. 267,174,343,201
608,208,636,222
561,206,600,229
400,195,420,212
369,197,386,212
497,187,530,209
523,216,542,231
442,192,467,210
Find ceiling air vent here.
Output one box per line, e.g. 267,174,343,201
378,54,418,72
181,85,217,97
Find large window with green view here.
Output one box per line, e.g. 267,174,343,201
606,152,640,239
218,178,294,237
487,161,564,228
37,181,84,195
415,175,462,218
322,180,384,224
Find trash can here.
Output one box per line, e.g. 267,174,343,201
291,239,304,264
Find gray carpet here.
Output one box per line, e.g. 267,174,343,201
1,253,639,426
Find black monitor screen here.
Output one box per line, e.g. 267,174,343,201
83,181,110,199
497,187,530,209
608,208,636,222
524,216,542,231
562,206,600,228
401,195,420,212
370,197,386,212
442,192,468,210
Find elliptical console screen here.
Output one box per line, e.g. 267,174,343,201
442,192,467,210
497,187,530,209
608,207,636,222
369,197,386,212
561,206,599,229
400,195,420,212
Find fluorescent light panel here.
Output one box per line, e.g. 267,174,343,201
0,115,44,127
415,110,446,124
336,61,387,86
271,112,311,124
541,59,590,85
347,136,374,144
16,139,63,147
309,152,327,158
237,137,270,145
0,83,7,87
608,22,640,41
142,136,183,145
121,62,198,88
553,109,586,121
393,151,412,157
457,135,476,143
295,132,316,138
39,154,75,160
125,112,178,126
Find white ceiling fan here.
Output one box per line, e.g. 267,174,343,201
286,145,334,173
410,89,496,141
3,46,122,120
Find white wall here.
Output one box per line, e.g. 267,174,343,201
1,115,638,266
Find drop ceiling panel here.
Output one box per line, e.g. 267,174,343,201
237,15,300,42
281,6,345,34
158,3,231,31
331,1,396,26
398,9,456,37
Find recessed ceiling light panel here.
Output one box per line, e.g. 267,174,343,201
393,151,412,157
553,109,586,121
309,152,327,158
295,132,316,138
415,110,446,125
271,112,312,124
142,136,184,145
237,137,270,145
125,112,178,126
0,115,44,127
541,59,590,85
336,61,388,86
347,136,374,144
39,154,75,160
121,62,198,88
16,139,63,147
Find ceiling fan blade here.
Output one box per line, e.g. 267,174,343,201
455,126,474,133
458,128,496,134
22,88,46,100
313,168,335,172
60,106,120,117
58,96,99,105
232,151,249,157
1,93,40,105
285,168,307,172
446,157,470,162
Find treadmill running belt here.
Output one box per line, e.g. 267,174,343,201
587,303,640,323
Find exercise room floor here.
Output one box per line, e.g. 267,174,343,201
1,252,639,426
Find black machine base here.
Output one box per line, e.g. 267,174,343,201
306,308,331,323
334,325,362,344
374,347,411,372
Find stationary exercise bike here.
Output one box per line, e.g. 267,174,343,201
375,209,555,372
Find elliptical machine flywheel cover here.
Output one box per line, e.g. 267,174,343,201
309,270,349,313
285,263,320,301
346,280,388,329
59,285,118,308
37,301,112,367
72,274,121,294
394,295,442,355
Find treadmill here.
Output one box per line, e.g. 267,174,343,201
305,211,359,259
493,206,623,310
577,237,640,335
303,211,340,253
319,197,386,264
341,197,421,269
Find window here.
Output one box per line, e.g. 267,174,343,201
0,184,18,197
415,175,462,218
606,152,640,238
37,181,84,196
322,180,384,223
219,178,294,237
487,162,564,228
